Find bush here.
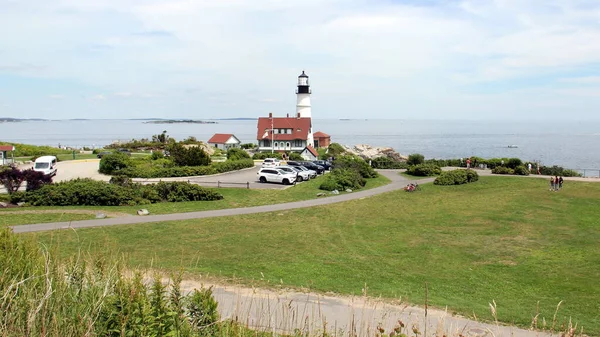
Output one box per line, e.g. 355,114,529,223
169,143,211,167
150,151,165,160
252,152,283,160
109,175,133,186
333,156,378,178
116,159,255,178
0,166,26,194
23,179,224,206
226,148,250,161
540,165,582,177
406,164,441,177
492,166,515,175
319,168,366,191
327,143,346,157
371,157,408,169
99,152,132,174
240,143,256,149
507,158,523,169
9,191,26,204
434,169,479,186
407,153,425,166
288,152,303,161
23,169,52,192
513,165,530,176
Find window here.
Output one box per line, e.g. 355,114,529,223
286,142,290,148
287,129,292,134
274,142,278,148
263,139,271,147
294,140,303,147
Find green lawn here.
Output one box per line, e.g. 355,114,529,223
30,176,600,333
2,212,97,226
0,174,391,217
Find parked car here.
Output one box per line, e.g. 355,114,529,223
117,148,132,156
96,151,113,158
33,156,58,176
257,168,296,185
294,165,317,179
313,160,332,170
278,165,310,182
261,158,281,168
299,161,325,174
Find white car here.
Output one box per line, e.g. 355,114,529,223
261,158,281,168
295,165,317,179
33,155,58,176
257,168,296,185
278,165,310,182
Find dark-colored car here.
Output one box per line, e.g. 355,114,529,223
117,148,132,156
313,160,332,170
96,151,113,158
299,161,325,174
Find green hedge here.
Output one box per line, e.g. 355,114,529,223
333,156,378,178
116,159,255,178
226,148,250,161
252,152,283,160
0,142,72,157
406,164,441,177
23,179,223,206
319,168,366,191
540,165,581,177
434,169,479,186
491,166,514,175
371,157,408,169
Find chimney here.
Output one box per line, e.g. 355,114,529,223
269,112,272,118
297,112,301,119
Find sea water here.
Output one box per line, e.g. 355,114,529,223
1,119,599,170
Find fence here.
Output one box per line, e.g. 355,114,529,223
575,169,600,178
135,179,252,189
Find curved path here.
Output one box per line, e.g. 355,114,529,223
11,170,416,234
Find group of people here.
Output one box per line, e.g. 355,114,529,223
550,176,564,191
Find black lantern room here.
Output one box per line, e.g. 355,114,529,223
296,71,311,94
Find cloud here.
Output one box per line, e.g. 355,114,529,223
0,0,599,119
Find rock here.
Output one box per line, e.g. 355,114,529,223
137,209,150,216
95,213,107,219
16,202,26,207
0,202,8,207
316,192,327,197
342,144,407,161
331,189,340,195
182,143,215,156
345,189,353,193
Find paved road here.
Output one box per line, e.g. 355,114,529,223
11,170,412,233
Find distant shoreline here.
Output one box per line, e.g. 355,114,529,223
143,120,218,125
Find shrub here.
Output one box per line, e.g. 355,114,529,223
109,175,133,186
99,152,132,174
434,169,479,186
327,143,346,157
319,168,366,191
333,155,378,178
371,157,408,169
9,191,26,204
406,164,441,177
540,165,582,177
513,165,530,176
492,166,515,175
150,151,165,160
116,159,255,178
507,158,523,169
407,153,425,166
23,169,52,192
23,179,224,206
187,287,220,335
226,148,250,161
240,143,256,149
288,152,303,161
252,152,283,160
169,143,211,167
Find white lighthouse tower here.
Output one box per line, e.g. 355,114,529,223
296,71,312,118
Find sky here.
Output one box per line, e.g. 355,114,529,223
1,0,599,120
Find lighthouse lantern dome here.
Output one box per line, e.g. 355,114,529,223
298,71,309,86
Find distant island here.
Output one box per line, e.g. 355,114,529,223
0,118,48,123
143,119,218,124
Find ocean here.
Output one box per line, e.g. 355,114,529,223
1,119,599,171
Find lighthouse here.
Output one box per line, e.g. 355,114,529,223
296,71,312,118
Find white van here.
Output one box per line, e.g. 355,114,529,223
33,156,58,176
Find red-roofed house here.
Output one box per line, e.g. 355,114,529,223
207,134,241,150
256,113,314,152
0,145,15,165
313,131,331,149
300,145,319,161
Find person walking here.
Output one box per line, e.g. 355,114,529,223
559,176,564,190
550,176,555,191
554,176,559,191
537,164,541,175
466,158,471,169
528,163,532,173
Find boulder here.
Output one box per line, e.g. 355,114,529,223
342,144,407,161
182,143,215,156
0,202,8,208
345,189,353,193
331,189,340,195
95,213,107,219
137,209,150,216
316,192,327,197
16,202,26,207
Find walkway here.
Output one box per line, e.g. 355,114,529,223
11,170,412,234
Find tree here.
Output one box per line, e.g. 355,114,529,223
0,167,25,194
327,143,346,157
226,148,250,161
23,169,52,191
407,153,425,166
99,152,132,174
169,143,211,167
152,130,169,144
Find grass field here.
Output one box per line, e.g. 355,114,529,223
0,174,391,217
2,212,98,226
30,176,600,333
